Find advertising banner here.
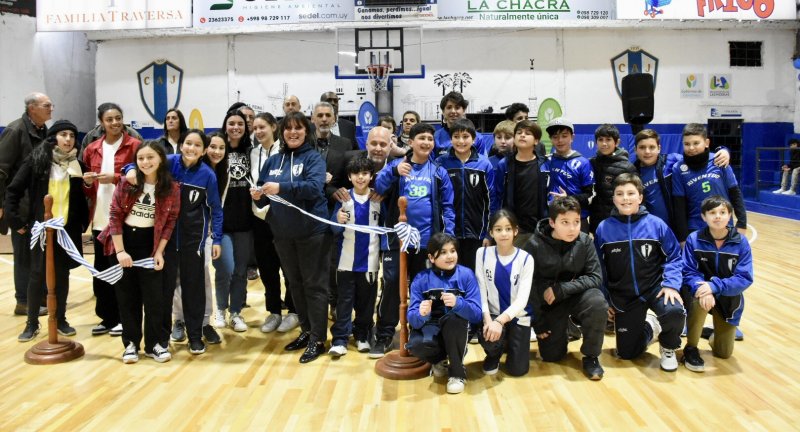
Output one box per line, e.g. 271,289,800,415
354,0,436,21
0,0,35,17
708,73,732,98
617,0,796,20
680,73,704,99
438,0,615,22
36,0,191,31
194,0,352,27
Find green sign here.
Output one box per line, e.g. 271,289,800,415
537,98,563,148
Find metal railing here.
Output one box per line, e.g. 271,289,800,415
755,146,795,195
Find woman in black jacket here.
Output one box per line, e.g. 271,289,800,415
6,120,89,342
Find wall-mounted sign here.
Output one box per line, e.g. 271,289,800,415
438,0,615,22
710,107,742,118
138,60,183,124
708,73,732,98
616,0,796,20
355,0,436,21
611,48,659,98
193,0,352,27
36,0,191,31
680,73,704,99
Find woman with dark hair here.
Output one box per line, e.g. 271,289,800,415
252,111,330,363
158,109,188,154
98,141,180,363
8,120,90,341
250,112,297,333
215,110,254,332
83,102,141,337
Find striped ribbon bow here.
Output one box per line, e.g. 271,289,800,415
29,218,155,285
266,194,421,252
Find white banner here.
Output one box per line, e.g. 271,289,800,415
193,0,352,27
680,73,704,99
616,0,796,20
354,0,436,21
36,0,191,31
709,73,732,98
438,0,615,22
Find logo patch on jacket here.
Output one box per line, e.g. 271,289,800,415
188,190,200,204
469,173,480,187
292,163,304,177
728,258,737,272
640,243,653,258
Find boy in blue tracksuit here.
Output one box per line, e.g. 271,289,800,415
328,156,382,356
672,123,746,242
435,118,497,271
372,122,455,357
123,130,223,354
407,233,482,394
681,196,753,372
634,129,731,226
595,173,685,372
543,117,594,232
433,91,492,158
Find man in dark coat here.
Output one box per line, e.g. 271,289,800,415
0,92,52,316
321,91,358,150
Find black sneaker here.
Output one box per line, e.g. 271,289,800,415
171,320,186,342
368,337,391,359
682,345,705,372
285,331,310,351
701,327,714,340
482,356,500,375
18,322,40,342
247,267,259,280
582,356,604,381
189,339,206,355
203,324,222,344
567,317,582,341
91,323,110,336
57,321,76,336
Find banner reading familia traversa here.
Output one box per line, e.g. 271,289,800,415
438,0,616,22
193,0,353,27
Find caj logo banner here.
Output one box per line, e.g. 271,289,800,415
138,60,183,124
37,0,191,31
611,48,658,98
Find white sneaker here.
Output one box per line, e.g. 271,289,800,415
446,377,465,394
146,343,172,363
261,314,282,333
122,342,138,364
230,313,247,332
530,327,537,342
328,345,347,357
431,360,448,378
660,346,678,371
774,188,787,194
109,323,123,336
645,313,662,345
783,190,797,195
277,313,299,332
356,339,371,353
213,309,227,329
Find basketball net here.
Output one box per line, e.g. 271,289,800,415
367,64,392,92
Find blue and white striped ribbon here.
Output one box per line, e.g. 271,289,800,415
29,218,155,285
266,194,421,252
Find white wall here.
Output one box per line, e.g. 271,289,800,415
93,27,798,131
0,14,96,131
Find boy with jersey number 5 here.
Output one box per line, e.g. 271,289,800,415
329,156,383,357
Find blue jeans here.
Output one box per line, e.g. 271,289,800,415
213,231,251,314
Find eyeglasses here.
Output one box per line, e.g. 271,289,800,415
39,103,54,109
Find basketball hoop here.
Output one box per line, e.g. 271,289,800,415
367,64,392,92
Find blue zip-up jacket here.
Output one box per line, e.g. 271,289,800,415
375,156,455,249
594,206,682,311
435,146,497,240
256,142,329,240
635,153,682,225
682,227,753,326
123,154,222,253
407,265,483,328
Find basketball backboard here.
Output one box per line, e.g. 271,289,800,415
335,27,424,80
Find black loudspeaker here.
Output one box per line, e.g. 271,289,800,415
621,73,654,124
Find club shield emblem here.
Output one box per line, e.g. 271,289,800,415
138,59,183,123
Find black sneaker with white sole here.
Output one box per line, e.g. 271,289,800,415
482,356,500,375
582,356,604,380
145,343,172,363
189,339,206,355
681,345,705,372
57,321,76,336
203,324,222,344
18,322,40,342
368,337,391,359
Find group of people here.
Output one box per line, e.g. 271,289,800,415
0,90,754,395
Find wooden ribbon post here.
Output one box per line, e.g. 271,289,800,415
375,197,430,379
25,195,84,364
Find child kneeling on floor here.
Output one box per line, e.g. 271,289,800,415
407,233,482,394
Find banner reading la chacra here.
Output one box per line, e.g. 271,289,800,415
438,0,616,22
616,0,796,20
36,0,191,31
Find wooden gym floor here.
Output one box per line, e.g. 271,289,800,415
0,211,798,431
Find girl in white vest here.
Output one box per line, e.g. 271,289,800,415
475,209,534,376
